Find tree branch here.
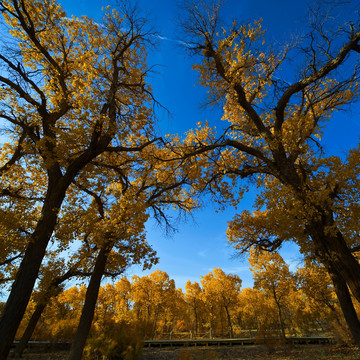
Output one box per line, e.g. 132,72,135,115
275,29,360,131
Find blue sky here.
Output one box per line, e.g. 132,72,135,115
58,0,360,291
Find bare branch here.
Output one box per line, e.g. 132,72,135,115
275,29,360,131
0,130,26,173
0,253,22,267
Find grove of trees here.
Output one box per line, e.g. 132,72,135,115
0,0,360,358
12,262,356,359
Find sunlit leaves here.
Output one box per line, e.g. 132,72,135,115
19,265,345,341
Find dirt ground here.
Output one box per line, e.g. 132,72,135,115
14,344,360,360
140,344,360,360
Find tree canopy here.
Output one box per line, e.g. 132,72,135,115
1,0,360,356
0,0,162,356
174,0,360,345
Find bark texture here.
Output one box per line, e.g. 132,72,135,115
0,183,66,359
68,246,110,360
14,303,47,358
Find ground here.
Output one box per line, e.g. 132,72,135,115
140,344,360,360
16,344,360,360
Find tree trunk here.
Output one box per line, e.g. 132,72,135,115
324,299,348,334
323,232,360,303
14,302,47,358
327,266,360,346
0,140,108,359
0,182,66,360
152,309,159,338
307,215,360,346
224,305,234,338
305,209,360,302
68,245,110,360
15,280,70,358
194,303,199,335
273,290,286,340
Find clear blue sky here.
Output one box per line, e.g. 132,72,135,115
58,0,360,291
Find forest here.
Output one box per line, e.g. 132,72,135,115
10,257,357,359
0,0,360,359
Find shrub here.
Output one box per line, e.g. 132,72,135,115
83,320,143,360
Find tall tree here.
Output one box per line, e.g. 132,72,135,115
249,250,295,339
201,268,241,338
14,258,85,357
178,0,360,345
296,260,349,335
131,270,178,339
236,287,277,338
0,0,158,357
66,136,201,360
185,280,205,336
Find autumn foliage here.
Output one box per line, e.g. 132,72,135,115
13,261,356,353
0,0,360,358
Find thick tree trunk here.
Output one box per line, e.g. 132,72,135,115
68,245,110,360
0,183,66,360
0,141,107,359
329,269,360,346
14,302,47,358
15,281,67,358
306,210,360,303
323,232,360,303
307,215,360,346
283,164,360,304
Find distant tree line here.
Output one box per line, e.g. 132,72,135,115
10,254,356,359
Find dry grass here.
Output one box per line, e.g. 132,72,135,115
12,351,69,360
14,344,360,360
140,344,360,360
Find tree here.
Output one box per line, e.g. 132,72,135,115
66,133,201,359
236,287,278,338
249,249,295,339
178,0,360,345
38,286,87,341
131,270,178,339
82,282,143,360
227,165,360,343
66,175,157,360
200,268,241,338
0,0,159,356
185,280,205,336
14,259,84,357
296,260,349,336
111,278,133,324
